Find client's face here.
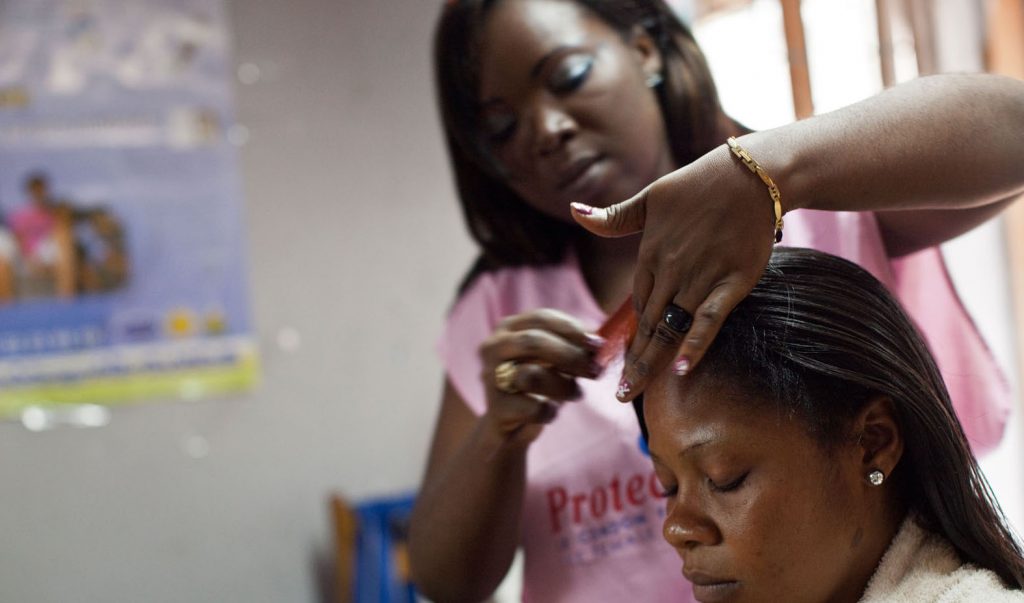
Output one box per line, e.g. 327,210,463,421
645,374,879,603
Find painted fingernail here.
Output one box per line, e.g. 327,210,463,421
616,376,632,401
674,357,690,376
588,361,604,378
585,334,606,349
571,202,594,216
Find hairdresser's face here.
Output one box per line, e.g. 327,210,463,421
477,0,675,220
645,375,878,603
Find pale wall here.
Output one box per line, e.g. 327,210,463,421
0,1,471,602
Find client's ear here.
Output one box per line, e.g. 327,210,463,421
853,395,904,485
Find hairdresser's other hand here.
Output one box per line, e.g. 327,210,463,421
479,309,605,445
571,144,775,401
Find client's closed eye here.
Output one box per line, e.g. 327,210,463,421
656,471,748,498
709,471,749,493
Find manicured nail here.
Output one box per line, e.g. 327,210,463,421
616,376,632,400
585,334,606,349
588,361,604,378
674,357,690,376
571,202,594,216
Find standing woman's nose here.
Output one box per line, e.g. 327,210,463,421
529,97,578,156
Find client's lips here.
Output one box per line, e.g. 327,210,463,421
685,571,740,603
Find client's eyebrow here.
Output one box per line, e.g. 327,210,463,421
679,433,717,459
649,430,718,464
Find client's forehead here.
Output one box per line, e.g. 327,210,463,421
644,373,798,458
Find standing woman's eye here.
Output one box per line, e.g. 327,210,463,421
549,54,594,94
483,112,517,144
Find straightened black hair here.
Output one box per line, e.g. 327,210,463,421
636,246,1024,589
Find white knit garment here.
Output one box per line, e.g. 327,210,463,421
860,516,1024,602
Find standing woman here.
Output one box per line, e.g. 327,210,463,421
409,0,1023,601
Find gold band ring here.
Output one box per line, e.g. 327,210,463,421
494,360,520,394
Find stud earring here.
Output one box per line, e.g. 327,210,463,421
646,72,663,88
868,470,885,486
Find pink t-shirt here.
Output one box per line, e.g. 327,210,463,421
437,209,1009,603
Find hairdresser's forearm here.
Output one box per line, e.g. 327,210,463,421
742,73,1024,214
409,416,526,602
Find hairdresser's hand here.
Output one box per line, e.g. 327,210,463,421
571,144,774,401
479,309,605,445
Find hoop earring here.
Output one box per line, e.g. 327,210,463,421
867,470,885,486
646,72,663,88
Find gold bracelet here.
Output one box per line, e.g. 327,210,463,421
726,136,784,243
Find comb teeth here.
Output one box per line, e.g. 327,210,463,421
595,296,636,369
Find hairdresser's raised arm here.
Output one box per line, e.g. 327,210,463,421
571,72,1024,402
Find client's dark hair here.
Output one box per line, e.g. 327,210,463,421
636,246,1024,588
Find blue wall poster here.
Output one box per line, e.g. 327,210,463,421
0,0,257,420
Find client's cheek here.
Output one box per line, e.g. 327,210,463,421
718,498,789,575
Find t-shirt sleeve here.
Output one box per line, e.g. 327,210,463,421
784,209,1010,456
436,274,499,416
890,247,1011,455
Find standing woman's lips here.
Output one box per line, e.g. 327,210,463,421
685,571,740,603
556,155,602,190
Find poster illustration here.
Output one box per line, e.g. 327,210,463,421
0,0,257,420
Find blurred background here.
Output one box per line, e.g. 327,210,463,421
0,0,1021,602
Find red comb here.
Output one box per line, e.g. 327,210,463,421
595,296,636,368
485,296,635,461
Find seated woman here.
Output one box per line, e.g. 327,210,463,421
635,247,1024,602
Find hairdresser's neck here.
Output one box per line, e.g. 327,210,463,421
575,113,742,313
574,233,640,314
